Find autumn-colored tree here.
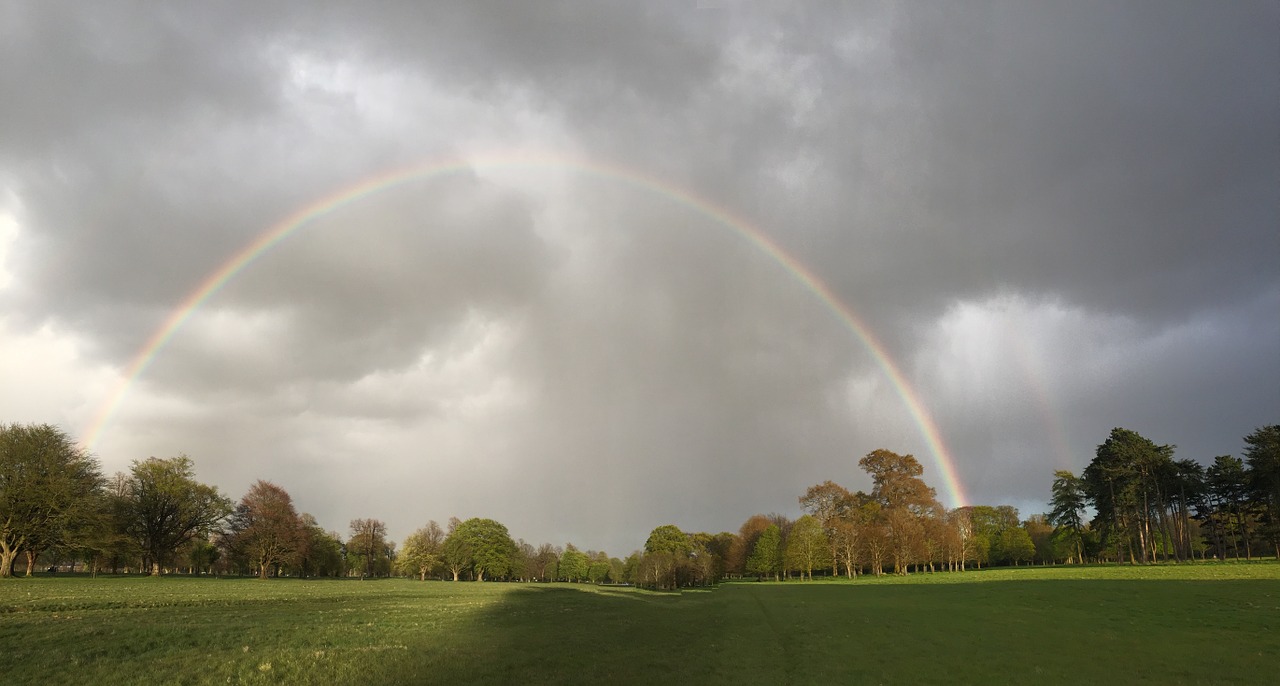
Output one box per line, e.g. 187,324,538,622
221,480,305,579
800,480,852,576
834,492,876,577
919,506,950,572
860,449,939,574
947,507,975,570
729,514,772,576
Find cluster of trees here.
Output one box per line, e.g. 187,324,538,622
0,424,355,578
0,424,631,582
1048,426,1280,563
4,421,1275,582
621,426,1280,582
725,450,1042,581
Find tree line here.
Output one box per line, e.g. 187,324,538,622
2,422,1276,582
1049,426,1280,563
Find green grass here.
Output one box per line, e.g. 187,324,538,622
2,563,1277,684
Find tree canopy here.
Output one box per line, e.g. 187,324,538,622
121,456,232,576
0,423,103,577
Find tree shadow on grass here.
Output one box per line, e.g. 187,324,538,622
371,577,1279,685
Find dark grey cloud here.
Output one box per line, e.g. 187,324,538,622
1,1,1276,553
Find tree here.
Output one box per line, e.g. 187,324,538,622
642,524,691,589
441,541,469,580
297,515,344,577
397,521,445,580
784,515,832,580
729,514,772,576
644,524,691,556
859,449,939,574
122,456,232,575
451,518,516,581
1001,526,1036,566
0,424,103,577
832,493,876,577
746,524,782,581
1023,515,1057,564
348,519,389,578
1048,470,1087,564
799,480,852,575
221,481,305,579
1206,455,1252,560
532,543,559,581
559,544,589,582
1082,428,1177,563
1243,425,1280,558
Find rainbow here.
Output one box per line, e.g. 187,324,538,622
80,150,969,506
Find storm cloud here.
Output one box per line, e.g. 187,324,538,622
2,1,1276,553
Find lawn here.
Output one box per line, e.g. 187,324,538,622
1,563,1276,684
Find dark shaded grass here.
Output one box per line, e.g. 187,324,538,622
1,565,1276,684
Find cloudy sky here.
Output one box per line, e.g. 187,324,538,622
2,1,1276,554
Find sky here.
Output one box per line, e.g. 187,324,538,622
1,1,1277,555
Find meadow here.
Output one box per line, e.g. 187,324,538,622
2,563,1276,684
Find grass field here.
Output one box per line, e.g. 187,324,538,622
2,563,1277,684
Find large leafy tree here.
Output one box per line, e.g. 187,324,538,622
746,524,782,581
296,515,343,578
558,544,589,582
799,480,852,573
644,524,691,556
451,518,516,581
859,449,939,574
397,521,445,580
122,456,231,575
221,481,305,579
1243,425,1280,557
641,524,692,589
784,514,832,579
0,424,103,577
832,493,876,577
348,518,390,578
1000,525,1036,566
532,542,559,581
